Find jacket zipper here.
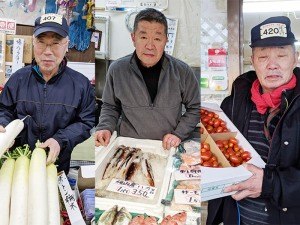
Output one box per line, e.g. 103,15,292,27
267,91,300,163
39,83,47,141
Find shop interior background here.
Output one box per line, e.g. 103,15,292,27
201,0,300,105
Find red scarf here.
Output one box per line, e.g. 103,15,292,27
251,75,296,114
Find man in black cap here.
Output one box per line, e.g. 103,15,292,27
0,13,94,173
207,16,300,225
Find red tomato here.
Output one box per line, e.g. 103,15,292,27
215,140,224,148
202,161,213,167
212,161,219,167
216,126,224,133
201,151,212,161
229,155,242,165
202,143,210,150
241,151,251,160
213,119,221,128
229,137,238,145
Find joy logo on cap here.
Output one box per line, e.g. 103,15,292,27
260,23,287,39
40,13,63,25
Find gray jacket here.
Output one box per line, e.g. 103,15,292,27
97,53,200,141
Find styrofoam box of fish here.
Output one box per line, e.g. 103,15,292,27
95,135,175,217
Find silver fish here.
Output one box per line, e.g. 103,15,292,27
98,205,118,225
125,154,141,181
141,154,155,187
102,147,124,179
113,207,132,225
116,150,141,180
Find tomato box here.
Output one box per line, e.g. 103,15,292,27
201,102,266,202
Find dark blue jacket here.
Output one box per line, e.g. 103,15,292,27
0,58,95,172
207,67,300,225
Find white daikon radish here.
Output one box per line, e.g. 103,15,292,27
9,146,31,225
0,119,24,158
27,144,48,225
47,163,60,225
0,156,15,225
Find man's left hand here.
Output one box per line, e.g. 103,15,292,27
224,163,263,201
162,134,181,150
39,138,61,165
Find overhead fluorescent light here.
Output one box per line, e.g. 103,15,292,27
295,41,300,46
243,1,300,13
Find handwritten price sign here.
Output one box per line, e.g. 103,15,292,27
107,178,157,200
174,189,200,205
174,169,200,181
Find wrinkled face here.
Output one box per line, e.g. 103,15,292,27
131,20,168,68
33,32,68,77
251,45,299,93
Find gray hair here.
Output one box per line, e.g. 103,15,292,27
133,8,168,36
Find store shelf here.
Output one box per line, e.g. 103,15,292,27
201,87,229,95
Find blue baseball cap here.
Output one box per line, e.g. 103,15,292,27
34,13,69,38
250,16,297,48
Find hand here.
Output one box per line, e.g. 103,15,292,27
0,125,15,148
162,133,181,150
95,130,111,147
0,125,5,132
39,138,61,165
224,163,263,201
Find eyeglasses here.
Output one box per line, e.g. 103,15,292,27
34,39,68,51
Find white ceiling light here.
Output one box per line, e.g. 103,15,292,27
243,0,300,13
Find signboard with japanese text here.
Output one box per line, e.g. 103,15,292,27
208,48,227,69
57,172,86,225
165,18,178,56
12,38,24,73
0,18,16,35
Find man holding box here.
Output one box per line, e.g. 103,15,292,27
207,16,300,224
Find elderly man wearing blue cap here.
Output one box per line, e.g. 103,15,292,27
207,16,300,225
0,13,94,173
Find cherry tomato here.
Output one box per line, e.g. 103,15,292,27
201,151,212,161
229,155,242,165
216,126,224,133
241,151,251,160
213,119,221,128
229,137,238,145
202,161,213,167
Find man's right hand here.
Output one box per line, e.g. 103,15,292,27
95,130,111,147
0,125,5,132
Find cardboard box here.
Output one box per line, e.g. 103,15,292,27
201,102,266,202
5,35,33,64
77,165,95,192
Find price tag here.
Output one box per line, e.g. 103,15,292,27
107,178,157,200
174,189,200,205
174,169,200,181
57,171,86,225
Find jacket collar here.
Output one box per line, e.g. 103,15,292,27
129,51,169,76
31,57,68,84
